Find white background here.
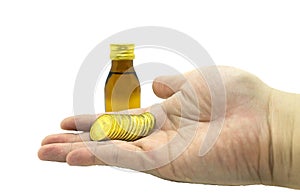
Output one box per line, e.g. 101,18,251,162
0,0,299,194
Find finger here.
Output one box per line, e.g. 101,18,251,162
38,142,87,162
66,148,101,166
38,140,127,162
152,74,186,99
66,134,179,172
60,108,148,131
66,142,152,170
66,130,173,166
66,142,143,166
41,132,91,146
60,114,99,131
158,70,213,122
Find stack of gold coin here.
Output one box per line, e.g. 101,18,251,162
90,112,155,141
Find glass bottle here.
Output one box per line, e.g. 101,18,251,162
105,44,141,112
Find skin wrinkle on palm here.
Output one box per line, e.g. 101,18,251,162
38,66,300,189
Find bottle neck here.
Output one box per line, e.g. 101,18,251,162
110,60,134,73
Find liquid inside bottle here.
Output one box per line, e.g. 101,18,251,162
105,44,140,112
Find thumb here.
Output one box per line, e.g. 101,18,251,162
152,74,186,99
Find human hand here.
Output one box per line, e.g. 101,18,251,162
38,66,299,188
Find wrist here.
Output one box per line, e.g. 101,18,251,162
269,89,300,188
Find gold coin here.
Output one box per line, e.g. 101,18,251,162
90,114,112,141
138,114,146,138
134,115,143,139
90,112,156,141
144,113,153,136
130,115,140,140
129,115,141,141
140,113,149,136
124,115,132,139
109,114,121,139
124,115,136,141
139,113,148,137
110,115,121,139
118,114,130,140
147,112,155,128
125,114,135,140
136,115,144,139
147,112,155,130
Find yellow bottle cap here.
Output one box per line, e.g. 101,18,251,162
110,44,135,60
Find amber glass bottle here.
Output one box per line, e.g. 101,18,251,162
105,44,141,112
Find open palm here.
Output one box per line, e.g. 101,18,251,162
39,66,273,186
